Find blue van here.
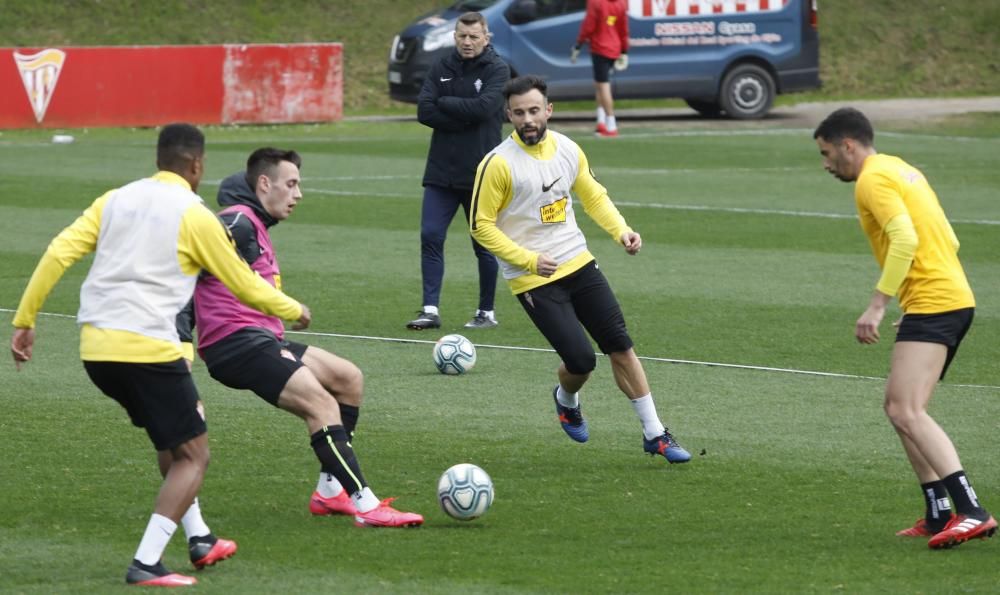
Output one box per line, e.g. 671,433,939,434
388,0,819,119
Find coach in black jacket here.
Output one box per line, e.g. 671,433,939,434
407,11,510,331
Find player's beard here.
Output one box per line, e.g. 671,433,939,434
516,123,546,146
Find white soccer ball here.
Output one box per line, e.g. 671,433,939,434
437,463,494,521
433,334,477,375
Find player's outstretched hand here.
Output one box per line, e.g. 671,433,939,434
11,327,35,371
621,231,642,255
293,304,312,330
536,253,558,277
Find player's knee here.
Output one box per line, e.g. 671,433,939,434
342,362,364,404
173,436,210,469
564,350,597,375
303,388,341,417
420,228,447,249
883,399,921,431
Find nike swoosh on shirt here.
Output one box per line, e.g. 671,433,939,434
542,177,562,193
440,77,452,82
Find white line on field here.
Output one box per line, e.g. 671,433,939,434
284,329,998,391
623,127,813,139
582,128,1000,143
599,166,807,175
263,188,1000,226
303,175,420,181
10,310,994,390
613,200,858,220
305,187,414,198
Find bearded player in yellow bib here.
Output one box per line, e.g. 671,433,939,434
814,107,995,549
470,75,690,463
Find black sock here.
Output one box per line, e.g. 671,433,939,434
339,404,360,440
310,425,367,497
920,480,952,530
942,470,986,517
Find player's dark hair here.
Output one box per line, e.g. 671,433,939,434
245,147,302,190
457,11,488,32
813,107,874,146
156,123,204,172
504,75,547,103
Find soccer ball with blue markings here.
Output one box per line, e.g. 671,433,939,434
437,463,494,521
432,334,477,375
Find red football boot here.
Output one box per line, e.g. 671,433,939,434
188,534,237,569
126,560,197,587
927,514,997,549
354,497,424,528
309,489,358,516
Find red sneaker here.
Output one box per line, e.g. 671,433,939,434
126,560,198,586
188,534,237,569
896,516,952,537
596,122,608,134
927,514,997,549
354,497,424,528
309,489,358,516
596,128,619,138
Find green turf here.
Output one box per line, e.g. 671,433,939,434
1,116,998,592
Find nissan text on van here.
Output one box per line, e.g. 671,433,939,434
388,0,819,119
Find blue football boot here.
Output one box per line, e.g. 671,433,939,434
643,429,691,463
552,386,589,443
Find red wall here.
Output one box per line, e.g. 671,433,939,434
1,43,342,129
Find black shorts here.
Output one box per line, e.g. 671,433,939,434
896,307,974,379
84,359,206,451
517,260,633,375
202,327,309,405
591,54,616,83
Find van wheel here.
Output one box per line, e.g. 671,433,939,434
719,64,774,120
685,99,723,118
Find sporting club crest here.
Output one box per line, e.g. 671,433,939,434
13,48,67,123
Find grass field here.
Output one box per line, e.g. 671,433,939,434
1,114,998,593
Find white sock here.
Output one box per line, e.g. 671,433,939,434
606,115,617,132
596,106,607,125
422,305,439,315
478,309,496,321
180,498,211,540
631,394,665,440
556,385,579,408
352,486,381,514
134,513,177,566
316,472,345,498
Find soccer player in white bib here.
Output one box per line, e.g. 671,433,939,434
469,75,690,463
10,124,310,586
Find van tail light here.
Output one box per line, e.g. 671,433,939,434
810,0,818,29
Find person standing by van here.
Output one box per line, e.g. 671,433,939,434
571,0,629,137
408,11,510,331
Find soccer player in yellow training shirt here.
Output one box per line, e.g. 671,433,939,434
814,107,995,550
10,124,309,585
470,75,690,463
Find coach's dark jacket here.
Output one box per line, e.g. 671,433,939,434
418,44,509,191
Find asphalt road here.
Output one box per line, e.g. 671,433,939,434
552,96,1000,128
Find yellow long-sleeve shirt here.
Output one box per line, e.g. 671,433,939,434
855,154,974,313
470,130,632,294
13,171,302,363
